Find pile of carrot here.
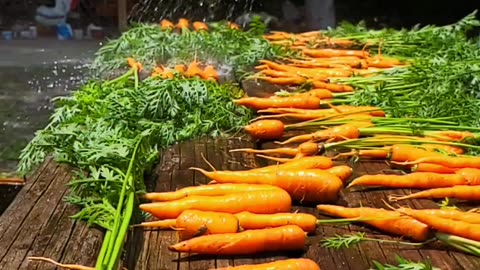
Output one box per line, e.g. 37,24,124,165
160,18,240,32
151,61,219,81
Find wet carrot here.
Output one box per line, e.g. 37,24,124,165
325,165,352,182
312,81,354,92
412,163,458,174
234,95,321,110
455,168,480,185
389,144,444,162
193,21,209,31
191,168,344,203
259,60,352,78
244,119,285,140
143,183,278,202
230,141,320,158
176,18,190,29
347,172,468,189
396,207,480,241
394,209,480,224
227,21,240,30
316,205,430,241
257,106,384,120
258,76,308,86
399,155,480,169
201,65,219,80
160,19,174,29
303,48,370,59
139,187,292,219
250,156,334,172
234,212,318,233
135,210,240,240
174,64,186,73
210,258,321,270
0,177,25,186
279,124,360,145
389,185,480,202
168,225,306,255
184,61,203,78
301,89,334,99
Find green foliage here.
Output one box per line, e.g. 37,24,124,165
371,256,439,270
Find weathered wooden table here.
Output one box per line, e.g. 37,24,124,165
1,136,480,270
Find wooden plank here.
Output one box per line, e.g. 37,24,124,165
118,0,127,31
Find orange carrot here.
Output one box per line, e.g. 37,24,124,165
168,225,306,255
389,144,444,163
230,141,320,158
193,21,209,31
234,95,321,110
333,148,390,160
389,185,480,202
143,183,278,202
398,155,480,169
258,76,308,86
392,209,480,224
244,119,285,140
201,65,218,80
160,19,174,29
279,124,360,145
412,163,458,174
210,258,320,270
303,48,370,59
250,156,334,172
395,207,480,241
0,177,25,186
176,18,190,29
455,168,480,185
347,172,468,189
227,21,240,30
366,57,403,68
325,165,352,182
312,81,354,92
191,168,344,203
257,106,384,120
301,89,333,99
184,61,203,77
234,212,318,233
135,210,240,240
431,130,475,142
26,257,94,270
259,60,352,78
174,64,186,73
139,187,292,219
316,205,430,241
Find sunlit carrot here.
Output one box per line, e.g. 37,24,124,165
210,258,321,270
230,141,320,158
316,205,430,241
395,207,480,241
312,81,354,92
455,168,480,185
411,163,458,174
244,119,285,140
176,18,190,29
168,225,306,255
160,19,174,29
325,165,353,182
389,144,444,163
366,56,404,68
431,130,475,142
234,95,321,110
393,209,480,224
347,172,468,189
250,156,334,172
227,21,240,30
303,48,370,59
201,65,219,81
257,76,308,86
279,124,360,145
140,187,292,219
143,183,279,202
257,106,384,121
259,60,352,78
389,185,480,202
191,167,344,203
333,148,390,160
184,61,203,78
174,64,186,73
0,177,25,186
396,155,480,169
234,212,318,233
193,21,209,31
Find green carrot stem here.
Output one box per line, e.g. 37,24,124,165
95,230,111,270
104,69,134,86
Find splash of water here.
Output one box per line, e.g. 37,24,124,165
129,0,256,23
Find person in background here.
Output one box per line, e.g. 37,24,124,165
282,0,335,31
35,0,80,26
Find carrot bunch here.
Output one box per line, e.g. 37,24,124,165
160,18,240,32
151,61,219,81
